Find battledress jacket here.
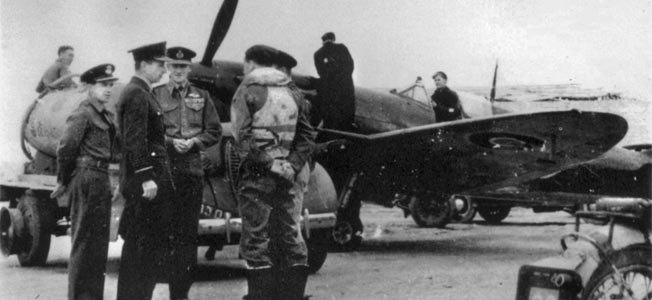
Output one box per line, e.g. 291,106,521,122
56,97,117,185
153,81,222,177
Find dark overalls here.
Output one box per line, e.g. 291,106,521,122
431,86,463,122
153,81,221,299
313,41,356,131
56,97,116,300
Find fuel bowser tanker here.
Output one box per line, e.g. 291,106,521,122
0,85,338,273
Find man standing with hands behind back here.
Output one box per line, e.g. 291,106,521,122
51,63,119,300
115,41,175,300
153,46,222,300
232,45,316,300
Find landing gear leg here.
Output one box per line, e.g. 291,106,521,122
332,173,363,250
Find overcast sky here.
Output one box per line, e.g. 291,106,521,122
1,0,651,163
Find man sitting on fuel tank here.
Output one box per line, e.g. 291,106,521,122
36,45,78,93
51,63,119,300
231,45,316,300
152,46,222,300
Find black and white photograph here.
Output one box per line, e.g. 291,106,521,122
0,1,650,299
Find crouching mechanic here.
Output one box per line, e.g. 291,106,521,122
153,46,222,300
231,45,316,300
51,64,119,300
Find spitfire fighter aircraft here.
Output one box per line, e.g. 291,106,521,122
182,0,629,246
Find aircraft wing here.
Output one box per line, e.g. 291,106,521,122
459,146,652,207
318,110,628,195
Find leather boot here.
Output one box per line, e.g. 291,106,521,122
278,265,310,300
243,268,275,300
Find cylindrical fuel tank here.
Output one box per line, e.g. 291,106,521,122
303,163,338,214
23,85,123,157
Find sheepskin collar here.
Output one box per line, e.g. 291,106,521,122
242,67,291,87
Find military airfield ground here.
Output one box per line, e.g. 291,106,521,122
0,204,591,300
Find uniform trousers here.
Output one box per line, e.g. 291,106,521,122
166,172,203,299
117,175,176,300
68,167,112,300
237,163,310,268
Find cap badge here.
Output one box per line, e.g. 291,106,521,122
176,50,184,59
105,65,113,75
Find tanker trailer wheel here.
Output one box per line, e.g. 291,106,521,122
477,206,511,224
16,192,55,266
305,228,330,274
581,245,652,300
409,193,452,228
450,196,476,223
0,207,24,257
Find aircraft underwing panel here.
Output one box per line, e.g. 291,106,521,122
344,110,628,195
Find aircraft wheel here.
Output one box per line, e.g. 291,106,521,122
409,194,451,228
306,229,330,274
16,192,55,266
451,196,476,223
581,245,652,300
331,221,362,251
477,206,510,224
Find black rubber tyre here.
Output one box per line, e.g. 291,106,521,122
581,245,652,300
330,221,362,252
477,206,511,224
409,195,451,228
305,229,330,274
16,192,55,266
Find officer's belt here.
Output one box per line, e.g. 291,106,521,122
76,156,109,170
254,138,293,150
166,145,200,158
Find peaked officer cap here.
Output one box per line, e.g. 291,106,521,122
166,47,196,65
127,41,170,62
80,64,118,84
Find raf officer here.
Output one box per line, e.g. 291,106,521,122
152,46,222,300
115,41,175,300
51,63,118,300
232,45,316,300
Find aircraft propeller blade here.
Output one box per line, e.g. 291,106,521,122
489,60,498,103
200,0,239,67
